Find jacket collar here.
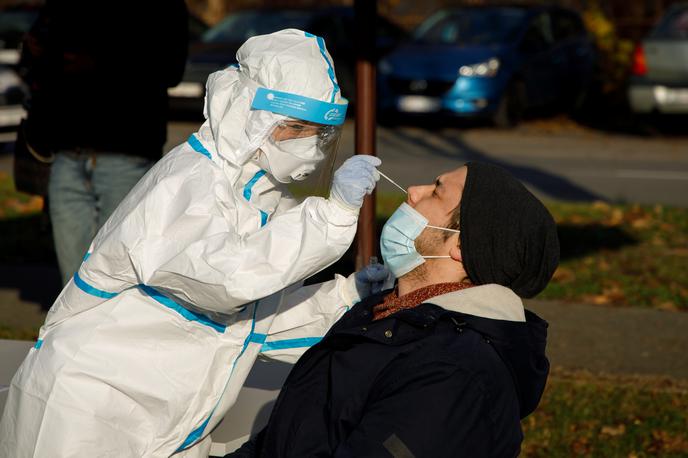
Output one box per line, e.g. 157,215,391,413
424,284,526,322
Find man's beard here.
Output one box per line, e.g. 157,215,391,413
402,229,445,284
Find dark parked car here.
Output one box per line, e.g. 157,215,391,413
377,5,596,127
628,3,688,115
169,7,406,114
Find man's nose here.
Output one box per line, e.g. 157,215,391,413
407,185,431,205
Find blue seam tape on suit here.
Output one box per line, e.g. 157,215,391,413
187,134,212,160
241,170,270,226
304,32,339,102
73,271,119,299
177,302,260,451
261,337,322,352
243,170,267,201
74,271,226,333
138,285,226,333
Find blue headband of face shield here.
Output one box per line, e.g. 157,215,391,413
380,203,461,279
252,87,348,126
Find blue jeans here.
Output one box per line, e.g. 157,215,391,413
49,151,153,285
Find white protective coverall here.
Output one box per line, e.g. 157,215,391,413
0,30,371,457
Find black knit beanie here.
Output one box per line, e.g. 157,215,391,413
459,162,559,298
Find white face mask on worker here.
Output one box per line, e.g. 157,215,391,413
257,136,323,183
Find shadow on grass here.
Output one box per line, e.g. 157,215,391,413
557,223,638,261
0,213,61,310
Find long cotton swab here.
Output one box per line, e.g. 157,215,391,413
378,170,407,194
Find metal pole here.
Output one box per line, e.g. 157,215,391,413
354,0,377,270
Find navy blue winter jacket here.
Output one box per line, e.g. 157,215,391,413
228,286,549,457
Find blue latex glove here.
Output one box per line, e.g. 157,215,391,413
355,262,395,296
343,261,395,305
330,155,381,210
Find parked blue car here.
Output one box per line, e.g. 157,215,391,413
378,5,596,126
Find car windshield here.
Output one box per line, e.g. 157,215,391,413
413,8,528,46
202,10,313,43
651,6,688,39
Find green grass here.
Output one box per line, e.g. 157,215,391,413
0,171,44,219
522,369,688,457
0,172,55,264
541,202,688,311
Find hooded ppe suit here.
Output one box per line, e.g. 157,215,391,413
0,29,375,457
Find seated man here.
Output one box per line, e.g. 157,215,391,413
227,161,559,458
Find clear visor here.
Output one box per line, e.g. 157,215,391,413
264,118,342,194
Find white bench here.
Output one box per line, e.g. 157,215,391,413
0,339,291,457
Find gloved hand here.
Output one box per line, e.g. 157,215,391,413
342,262,395,305
330,155,381,210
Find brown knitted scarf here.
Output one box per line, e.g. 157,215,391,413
373,282,474,321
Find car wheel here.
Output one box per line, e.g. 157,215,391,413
492,81,525,128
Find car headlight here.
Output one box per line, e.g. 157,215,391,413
378,59,393,75
458,58,500,78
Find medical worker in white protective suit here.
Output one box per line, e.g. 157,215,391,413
0,29,389,457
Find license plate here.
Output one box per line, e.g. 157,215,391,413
397,95,441,113
168,82,204,98
654,86,688,105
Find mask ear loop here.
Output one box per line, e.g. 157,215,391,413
426,225,460,233
422,226,460,259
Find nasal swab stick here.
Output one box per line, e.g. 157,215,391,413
378,170,407,194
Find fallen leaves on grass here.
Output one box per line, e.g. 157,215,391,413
0,173,45,219
0,196,44,218
541,202,688,311
600,424,626,436
585,283,626,305
551,267,576,283
522,369,688,457
648,429,688,454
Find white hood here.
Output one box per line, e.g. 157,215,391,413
194,29,346,179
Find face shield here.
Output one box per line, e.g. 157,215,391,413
251,86,347,190
257,119,342,184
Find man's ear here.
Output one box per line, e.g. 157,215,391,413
449,235,462,262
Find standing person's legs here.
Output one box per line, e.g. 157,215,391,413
93,153,153,231
49,152,97,285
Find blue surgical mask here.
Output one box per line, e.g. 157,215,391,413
380,203,461,278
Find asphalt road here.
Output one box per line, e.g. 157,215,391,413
164,119,688,207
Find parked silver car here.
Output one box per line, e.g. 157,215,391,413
629,3,688,114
